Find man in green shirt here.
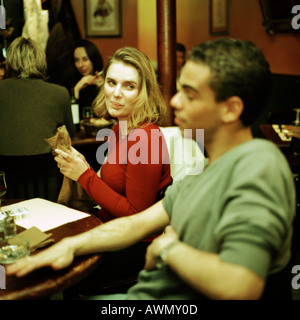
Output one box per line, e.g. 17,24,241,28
8,39,296,300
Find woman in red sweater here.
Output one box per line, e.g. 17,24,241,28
54,47,172,295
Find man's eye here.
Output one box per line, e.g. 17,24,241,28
185,93,194,101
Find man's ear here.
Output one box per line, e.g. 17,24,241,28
221,96,244,124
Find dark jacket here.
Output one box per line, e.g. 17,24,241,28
0,78,75,155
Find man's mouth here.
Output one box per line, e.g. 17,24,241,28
174,115,185,125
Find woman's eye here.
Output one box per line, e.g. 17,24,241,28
107,80,115,86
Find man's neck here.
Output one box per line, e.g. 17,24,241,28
205,125,253,164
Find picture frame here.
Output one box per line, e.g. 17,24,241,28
84,0,122,38
259,0,300,35
209,0,230,35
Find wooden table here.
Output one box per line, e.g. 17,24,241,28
259,125,291,149
259,124,299,173
0,199,103,300
72,129,105,147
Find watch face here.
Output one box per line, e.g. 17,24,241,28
156,257,166,269
159,240,180,267
161,249,169,262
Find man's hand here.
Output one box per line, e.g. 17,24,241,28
6,238,76,277
144,225,179,271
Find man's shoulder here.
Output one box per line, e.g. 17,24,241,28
37,81,70,102
233,138,282,158
0,78,68,94
40,80,69,94
232,138,292,176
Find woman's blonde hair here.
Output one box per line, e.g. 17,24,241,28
93,47,167,131
6,36,47,79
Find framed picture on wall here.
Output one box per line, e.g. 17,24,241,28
210,0,230,35
84,0,122,37
259,0,300,35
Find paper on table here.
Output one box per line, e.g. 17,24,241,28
2,198,89,231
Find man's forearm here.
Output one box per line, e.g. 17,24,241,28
166,243,265,300
72,201,169,257
6,201,169,277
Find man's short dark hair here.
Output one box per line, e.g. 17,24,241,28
188,38,271,126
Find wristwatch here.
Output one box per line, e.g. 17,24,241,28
156,240,180,269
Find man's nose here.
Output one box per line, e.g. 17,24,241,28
170,91,181,110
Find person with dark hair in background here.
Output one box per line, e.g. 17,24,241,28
176,42,186,78
7,39,295,300
0,50,6,80
72,39,104,117
176,42,186,90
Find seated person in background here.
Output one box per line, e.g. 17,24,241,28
176,42,186,90
72,39,104,118
0,50,6,80
50,47,172,291
176,42,186,78
0,36,75,156
8,39,295,300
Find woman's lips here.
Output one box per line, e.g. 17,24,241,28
111,101,123,109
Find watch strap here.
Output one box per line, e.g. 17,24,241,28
156,240,180,269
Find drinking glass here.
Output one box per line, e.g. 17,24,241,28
0,171,7,211
82,106,92,120
0,236,30,264
291,109,300,155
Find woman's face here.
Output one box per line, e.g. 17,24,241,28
74,47,94,76
104,61,140,122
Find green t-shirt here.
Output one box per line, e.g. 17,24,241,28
127,139,295,300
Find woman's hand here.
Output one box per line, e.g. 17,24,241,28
74,74,103,99
91,72,103,87
54,147,90,181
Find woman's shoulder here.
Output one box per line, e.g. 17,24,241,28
128,123,160,137
139,122,160,133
